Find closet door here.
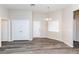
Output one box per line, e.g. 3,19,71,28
12,20,30,40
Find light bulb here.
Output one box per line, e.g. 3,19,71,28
45,18,52,21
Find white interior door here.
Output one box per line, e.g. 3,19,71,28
12,20,30,40
33,21,41,37
1,20,8,41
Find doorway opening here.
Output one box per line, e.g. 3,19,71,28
73,10,79,48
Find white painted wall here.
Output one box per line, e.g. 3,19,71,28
0,5,9,19
9,10,32,41
62,4,79,47
0,5,9,47
62,7,73,47
43,4,79,47
47,11,63,42
46,4,79,47
33,13,48,38
47,5,79,47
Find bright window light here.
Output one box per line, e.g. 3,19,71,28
48,20,59,32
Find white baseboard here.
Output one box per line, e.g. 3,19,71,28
63,41,73,47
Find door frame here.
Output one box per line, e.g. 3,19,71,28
1,19,9,42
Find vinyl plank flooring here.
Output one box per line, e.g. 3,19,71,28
0,38,78,54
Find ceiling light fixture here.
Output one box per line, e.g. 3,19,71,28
45,6,52,21
30,4,36,7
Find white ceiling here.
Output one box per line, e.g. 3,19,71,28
2,4,69,13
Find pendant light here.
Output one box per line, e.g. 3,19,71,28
45,6,52,21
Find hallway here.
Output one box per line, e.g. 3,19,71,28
0,38,76,54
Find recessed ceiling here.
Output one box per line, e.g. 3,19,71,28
2,4,69,13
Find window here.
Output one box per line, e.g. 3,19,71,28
48,20,59,32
